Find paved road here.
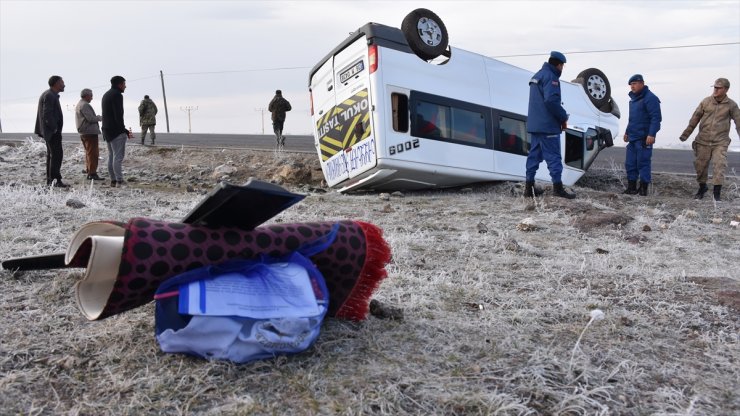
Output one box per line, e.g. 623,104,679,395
0,132,317,153
2,132,738,176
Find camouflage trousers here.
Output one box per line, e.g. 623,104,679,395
692,141,729,185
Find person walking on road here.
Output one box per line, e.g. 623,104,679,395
34,75,69,188
75,88,104,181
268,90,292,150
679,77,740,201
623,74,662,197
102,75,132,187
138,95,158,145
524,51,575,199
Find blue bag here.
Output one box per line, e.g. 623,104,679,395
153,224,338,363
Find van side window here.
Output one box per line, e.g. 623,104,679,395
451,108,486,145
496,115,529,156
391,93,409,132
409,91,491,148
415,100,448,139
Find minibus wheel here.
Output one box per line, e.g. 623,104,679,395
401,9,449,61
573,68,611,109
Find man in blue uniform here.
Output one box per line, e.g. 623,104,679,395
525,51,575,199
623,74,662,196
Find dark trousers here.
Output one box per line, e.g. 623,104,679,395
43,130,64,184
625,139,653,183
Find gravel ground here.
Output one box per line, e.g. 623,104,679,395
1,138,738,415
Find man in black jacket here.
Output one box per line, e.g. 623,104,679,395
268,90,292,150
35,75,69,187
101,75,132,187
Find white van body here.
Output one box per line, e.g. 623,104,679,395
309,22,619,192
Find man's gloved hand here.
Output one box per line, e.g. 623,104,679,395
679,136,688,142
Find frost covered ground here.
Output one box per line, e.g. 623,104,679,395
0,138,738,415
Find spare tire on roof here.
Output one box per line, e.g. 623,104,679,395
401,9,449,61
572,68,611,109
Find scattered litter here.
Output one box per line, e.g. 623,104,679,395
730,221,739,229
65,199,85,209
476,221,488,233
391,191,405,198
378,193,391,201
595,248,609,254
517,217,538,232
711,218,723,224
369,299,404,320
642,225,652,232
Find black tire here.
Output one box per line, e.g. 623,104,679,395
574,68,611,109
401,9,449,61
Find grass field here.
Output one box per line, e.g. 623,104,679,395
1,139,738,415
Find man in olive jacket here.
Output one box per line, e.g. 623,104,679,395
679,77,740,201
138,95,158,145
34,75,69,187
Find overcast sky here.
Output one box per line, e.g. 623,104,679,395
1,0,739,150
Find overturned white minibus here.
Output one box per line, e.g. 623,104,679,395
308,9,619,192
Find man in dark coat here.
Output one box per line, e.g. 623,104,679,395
35,75,69,187
268,90,292,149
525,52,574,199
101,75,132,187
622,74,662,196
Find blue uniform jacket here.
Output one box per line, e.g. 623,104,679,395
626,85,661,141
527,63,568,134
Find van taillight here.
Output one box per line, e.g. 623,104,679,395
368,44,378,74
309,90,314,116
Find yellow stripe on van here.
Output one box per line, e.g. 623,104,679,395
316,88,372,161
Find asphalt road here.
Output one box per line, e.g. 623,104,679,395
2,132,738,176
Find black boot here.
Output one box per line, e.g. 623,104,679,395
694,183,708,199
638,182,649,196
553,182,576,199
623,180,638,195
524,181,535,198
713,185,721,201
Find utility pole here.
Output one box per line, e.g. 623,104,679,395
255,107,266,134
160,70,170,132
180,106,198,133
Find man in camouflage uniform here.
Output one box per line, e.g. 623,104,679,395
268,90,292,150
680,78,740,201
138,95,158,145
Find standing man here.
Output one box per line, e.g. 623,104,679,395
34,75,69,188
679,78,740,201
101,75,132,187
75,88,104,181
623,74,662,196
525,51,575,199
268,89,292,150
138,95,158,145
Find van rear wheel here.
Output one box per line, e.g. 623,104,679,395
401,8,449,61
573,68,611,109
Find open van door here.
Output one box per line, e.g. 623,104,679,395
311,36,377,188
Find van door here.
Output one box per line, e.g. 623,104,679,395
311,58,349,187
332,39,376,178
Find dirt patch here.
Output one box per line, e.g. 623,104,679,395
688,276,740,313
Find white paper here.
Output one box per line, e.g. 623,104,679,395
178,262,319,319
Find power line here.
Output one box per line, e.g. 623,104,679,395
491,41,740,58
167,66,310,77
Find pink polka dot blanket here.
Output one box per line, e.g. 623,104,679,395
65,218,391,321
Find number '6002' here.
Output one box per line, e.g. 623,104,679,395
389,138,420,155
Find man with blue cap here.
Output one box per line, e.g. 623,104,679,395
524,51,575,199
623,74,662,196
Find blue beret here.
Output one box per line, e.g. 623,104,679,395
628,74,644,84
550,51,566,64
